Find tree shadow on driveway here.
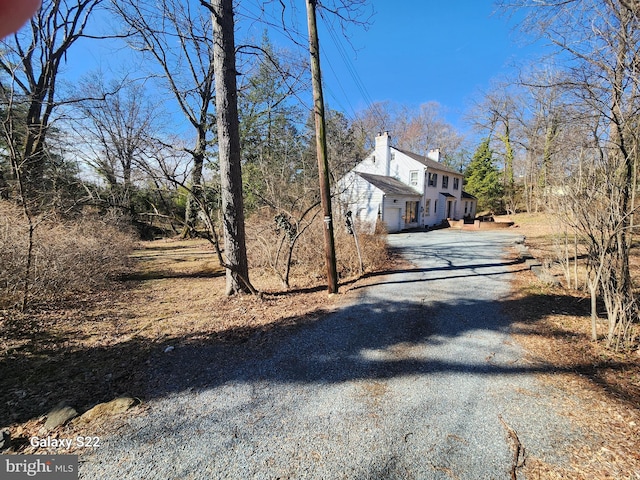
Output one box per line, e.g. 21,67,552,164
140,293,624,401
354,258,529,290
2,231,636,427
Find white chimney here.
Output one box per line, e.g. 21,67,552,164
427,148,441,162
375,131,391,176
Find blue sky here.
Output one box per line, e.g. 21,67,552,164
60,1,545,136
311,0,545,131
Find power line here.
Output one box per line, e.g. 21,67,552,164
319,48,358,121
234,2,386,126
318,9,386,127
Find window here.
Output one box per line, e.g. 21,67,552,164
453,177,459,190
464,201,468,215
442,175,449,189
405,201,418,223
428,172,437,186
424,199,431,216
409,170,418,186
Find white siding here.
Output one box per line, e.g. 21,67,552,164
355,151,387,177
338,171,383,229
339,132,469,230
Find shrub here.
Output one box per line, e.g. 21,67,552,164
245,208,389,289
0,201,135,308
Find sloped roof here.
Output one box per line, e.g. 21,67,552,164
356,172,422,197
394,147,461,175
462,191,477,199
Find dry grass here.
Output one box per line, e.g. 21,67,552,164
0,232,389,451
0,202,134,308
508,213,640,479
4,213,640,476
499,212,640,289
245,209,390,287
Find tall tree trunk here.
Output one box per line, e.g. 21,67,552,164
499,119,515,214
211,0,251,295
608,4,635,332
183,128,206,236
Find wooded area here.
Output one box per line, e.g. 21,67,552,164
1,0,639,353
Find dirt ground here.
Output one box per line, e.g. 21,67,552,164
0,237,384,452
501,213,640,479
2,219,639,478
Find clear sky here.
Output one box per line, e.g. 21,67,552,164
312,0,545,131
59,1,546,137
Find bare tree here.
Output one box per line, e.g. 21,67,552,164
0,0,103,310
518,68,573,213
354,101,465,162
74,76,161,214
352,100,394,151
0,0,102,205
394,102,464,159
502,0,640,350
112,0,216,235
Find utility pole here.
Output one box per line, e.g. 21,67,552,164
306,0,338,294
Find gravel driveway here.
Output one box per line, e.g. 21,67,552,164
80,229,579,479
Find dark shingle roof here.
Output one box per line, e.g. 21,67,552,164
462,191,477,199
393,147,461,175
356,172,422,196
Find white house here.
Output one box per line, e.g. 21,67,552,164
339,132,477,232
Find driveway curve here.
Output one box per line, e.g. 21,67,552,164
81,230,578,479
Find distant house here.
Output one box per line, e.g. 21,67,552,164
339,132,477,233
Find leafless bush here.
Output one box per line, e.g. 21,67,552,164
0,201,135,308
246,209,388,289
0,202,27,306
336,219,389,277
548,226,586,291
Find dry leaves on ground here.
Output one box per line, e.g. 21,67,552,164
1,237,389,453
507,214,640,479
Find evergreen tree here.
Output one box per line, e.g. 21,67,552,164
465,138,503,213
238,34,306,212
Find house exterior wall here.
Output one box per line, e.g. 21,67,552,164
382,195,421,232
389,154,425,193
390,151,464,227
462,197,477,219
338,170,384,227
337,171,421,232
340,132,474,231
423,171,464,226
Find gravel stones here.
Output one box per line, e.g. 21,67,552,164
79,230,578,479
